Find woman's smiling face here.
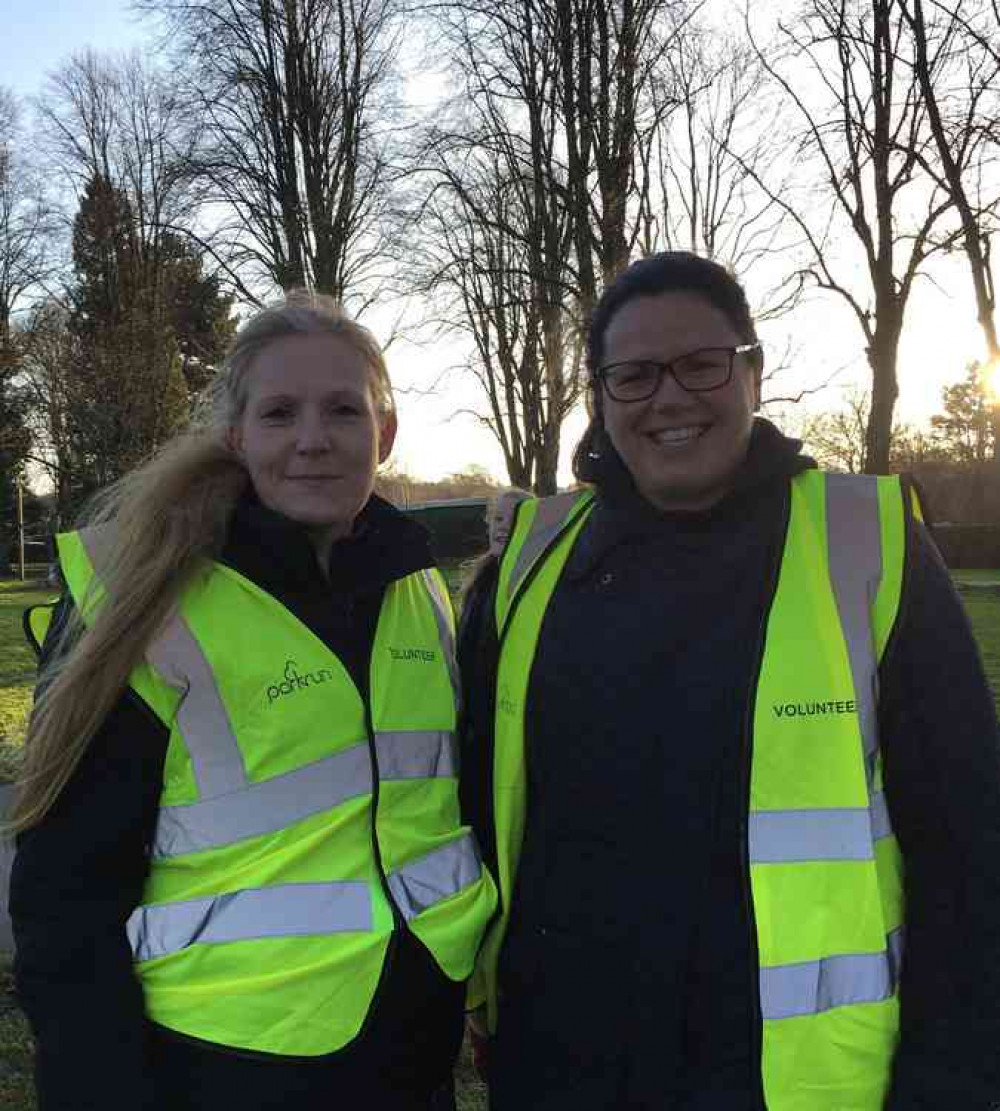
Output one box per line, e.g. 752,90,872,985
599,290,759,514
231,332,395,541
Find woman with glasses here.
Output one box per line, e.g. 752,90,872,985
459,252,1000,1110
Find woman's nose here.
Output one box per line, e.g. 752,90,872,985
295,411,331,451
649,364,691,407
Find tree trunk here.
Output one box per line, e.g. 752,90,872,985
865,321,901,474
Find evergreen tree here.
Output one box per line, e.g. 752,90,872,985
64,174,236,512
931,363,996,467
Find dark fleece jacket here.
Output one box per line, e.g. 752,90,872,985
459,418,1000,1111
11,494,463,1111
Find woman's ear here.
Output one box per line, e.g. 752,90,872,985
225,426,243,455
752,350,765,411
378,410,398,464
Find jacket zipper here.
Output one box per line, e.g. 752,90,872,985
356,695,406,1035
740,490,791,1111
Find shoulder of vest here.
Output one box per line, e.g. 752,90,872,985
23,602,57,659
496,489,594,627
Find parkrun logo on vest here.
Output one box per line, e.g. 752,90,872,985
267,659,334,706
773,699,857,719
389,647,437,663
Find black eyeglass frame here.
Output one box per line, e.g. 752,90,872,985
594,343,761,402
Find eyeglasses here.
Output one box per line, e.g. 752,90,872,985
595,344,761,403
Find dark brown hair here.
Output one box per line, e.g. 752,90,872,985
573,252,763,484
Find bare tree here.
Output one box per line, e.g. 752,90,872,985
900,0,1000,472
139,0,402,306
0,88,57,370
638,32,778,269
741,0,956,473
15,299,79,520
416,136,580,492
416,1,582,492
38,50,206,329
552,0,691,317
800,389,873,473
415,0,686,491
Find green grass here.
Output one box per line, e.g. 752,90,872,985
0,581,58,781
952,568,1000,583
0,960,34,1108
959,589,1000,714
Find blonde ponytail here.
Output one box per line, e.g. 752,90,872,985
6,435,247,833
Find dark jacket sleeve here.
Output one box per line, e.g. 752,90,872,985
881,524,1000,1110
9,597,169,1111
457,562,500,883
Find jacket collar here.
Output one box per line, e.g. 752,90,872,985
220,492,434,596
568,418,815,580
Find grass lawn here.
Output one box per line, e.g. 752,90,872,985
956,585,1000,714
0,581,58,781
0,961,34,1109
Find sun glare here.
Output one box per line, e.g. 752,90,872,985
985,359,1000,404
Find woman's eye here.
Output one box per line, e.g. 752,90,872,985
261,407,292,421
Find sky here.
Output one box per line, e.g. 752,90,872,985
2,0,995,484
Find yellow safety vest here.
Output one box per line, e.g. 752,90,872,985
52,527,497,1056
477,471,909,1111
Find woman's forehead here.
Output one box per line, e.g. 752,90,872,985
604,291,740,356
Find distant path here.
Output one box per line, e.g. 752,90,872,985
0,784,12,952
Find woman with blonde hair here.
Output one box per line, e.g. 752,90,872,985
10,290,497,1111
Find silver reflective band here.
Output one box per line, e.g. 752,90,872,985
77,528,248,798
376,730,457,780
420,569,461,714
152,731,459,859
128,881,373,962
508,492,587,600
760,928,904,1020
387,834,483,922
749,791,895,866
146,613,248,797
152,742,374,858
77,525,117,589
825,475,882,772
750,807,875,863
870,790,892,842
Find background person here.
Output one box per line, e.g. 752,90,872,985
460,251,1000,1111
9,290,496,1111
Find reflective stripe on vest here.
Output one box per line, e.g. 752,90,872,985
387,832,484,922
129,881,374,962
129,831,483,960
421,567,462,712
149,730,457,860
749,790,892,864
481,474,908,1110
761,927,904,1021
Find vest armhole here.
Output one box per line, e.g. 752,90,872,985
876,475,916,677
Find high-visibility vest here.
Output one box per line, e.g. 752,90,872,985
478,472,910,1111
53,527,498,1056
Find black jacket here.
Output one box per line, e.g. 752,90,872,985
10,494,464,1111
459,419,1000,1111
